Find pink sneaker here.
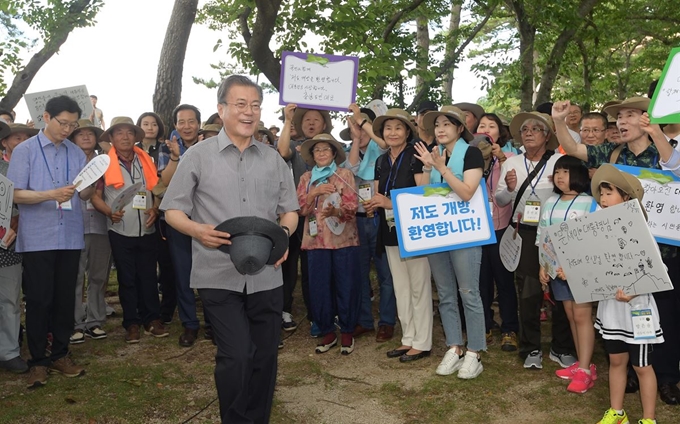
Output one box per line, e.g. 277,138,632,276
567,368,594,394
555,362,598,381
556,362,579,380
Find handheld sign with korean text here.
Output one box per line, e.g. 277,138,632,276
648,47,680,124
322,193,346,236
110,182,143,213
546,200,672,303
73,155,110,192
499,225,522,272
279,51,359,112
24,85,94,129
391,182,496,258
615,165,680,246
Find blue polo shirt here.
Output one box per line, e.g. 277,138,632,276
8,131,86,253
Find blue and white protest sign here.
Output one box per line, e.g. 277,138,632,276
615,165,680,246
391,182,496,258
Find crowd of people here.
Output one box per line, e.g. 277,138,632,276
0,74,679,424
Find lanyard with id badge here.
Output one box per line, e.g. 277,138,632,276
522,156,546,224
632,298,656,340
306,179,323,237
124,159,149,211
384,153,405,230
38,135,73,211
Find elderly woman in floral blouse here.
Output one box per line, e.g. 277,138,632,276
297,133,361,356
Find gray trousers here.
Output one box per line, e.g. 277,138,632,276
0,263,23,360
74,234,111,330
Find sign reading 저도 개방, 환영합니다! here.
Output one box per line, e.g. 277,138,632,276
391,183,496,258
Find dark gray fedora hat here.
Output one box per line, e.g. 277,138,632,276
214,216,289,275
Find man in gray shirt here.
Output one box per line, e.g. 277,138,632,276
161,75,299,424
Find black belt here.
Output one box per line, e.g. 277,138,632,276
516,223,538,232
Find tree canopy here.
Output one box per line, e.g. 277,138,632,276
197,0,680,113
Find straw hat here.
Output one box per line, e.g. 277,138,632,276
590,164,646,219
100,117,144,143
3,122,39,140
292,108,333,137
603,97,650,119
509,112,559,151
452,102,485,120
300,133,347,166
256,123,275,143
199,123,222,135
68,119,102,141
422,106,474,142
0,120,9,140
371,108,418,142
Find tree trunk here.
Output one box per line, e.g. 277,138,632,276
442,3,462,101
0,0,95,111
415,15,430,93
506,0,536,111
577,39,592,111
533,0,600,107
152,0,199,130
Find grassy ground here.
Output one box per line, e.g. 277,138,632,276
1,272,678,423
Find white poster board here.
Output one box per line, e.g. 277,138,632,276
367,99,388,117
24,85,93,129
279,51,359,112
648,47,680,124
499,226,522,272
0,173,14,248
546,200,672,303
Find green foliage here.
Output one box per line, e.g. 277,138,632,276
0,0,103,97
197,0,495,110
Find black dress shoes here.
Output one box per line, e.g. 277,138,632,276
659,382,680,405
399,350,431,363
386,348,410,358
179,328,198,347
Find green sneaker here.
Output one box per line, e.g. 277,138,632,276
597,408,629,424
637,420,655,424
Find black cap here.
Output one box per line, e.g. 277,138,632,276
535,102,553,115
417,100,438,114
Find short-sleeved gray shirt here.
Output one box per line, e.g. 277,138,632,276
159,130,299,293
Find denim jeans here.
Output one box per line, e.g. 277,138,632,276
307,246,361,335
428,246,486,351
356,216,396,329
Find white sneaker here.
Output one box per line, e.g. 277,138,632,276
69,330,85,345
457,351,483,379
436,349,464,376
524,350,543,369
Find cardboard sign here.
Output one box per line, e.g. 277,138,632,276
546,200,672,303
73,155,110,192
24,85,94,129
538,232,560,279
279,51,359,112
649,47,680,124
110,182,143,213
0,173,14,249
615,165,680,246
391,182,496,258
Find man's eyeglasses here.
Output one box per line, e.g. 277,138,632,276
223,102,261,113
52,117,79,130
580,128,605,134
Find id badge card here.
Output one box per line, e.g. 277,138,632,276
632,309,655,340
132,192,148,210
523,199,541,223
385,208,395,229
359,184,372,203
58,199,73,211
488,201,494,217
308,217,318,237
